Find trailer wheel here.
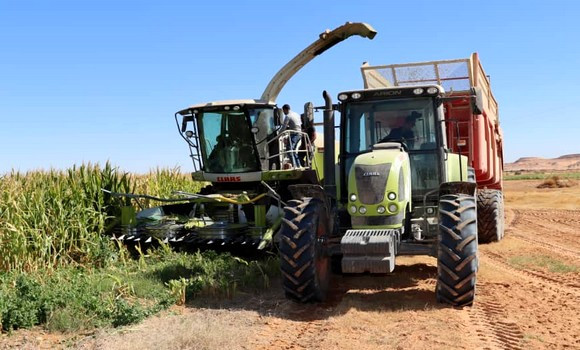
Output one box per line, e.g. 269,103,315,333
279,197,330,302
477,189,505,243
437,194,478,306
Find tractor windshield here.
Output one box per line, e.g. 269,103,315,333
344,98,436,152
199,110,261,173
344,97,441,197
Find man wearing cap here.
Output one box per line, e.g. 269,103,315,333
280,104,302,167
381,111,421,149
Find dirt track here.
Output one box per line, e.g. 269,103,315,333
3,180,580,349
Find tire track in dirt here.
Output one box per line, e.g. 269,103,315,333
467,285,524,350
249,283,346,350
481,250,580,295
505,208,580,259
510,208,580,228
251,315,329,350
510,234,580,260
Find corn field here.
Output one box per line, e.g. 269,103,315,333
0,163,204,272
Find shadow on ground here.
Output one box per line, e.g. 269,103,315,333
187,261,448,322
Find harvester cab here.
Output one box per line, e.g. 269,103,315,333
109,22,377,252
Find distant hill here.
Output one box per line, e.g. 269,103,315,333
505,154,580,172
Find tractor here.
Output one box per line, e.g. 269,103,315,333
279,54,504,306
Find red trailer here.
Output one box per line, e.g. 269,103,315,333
361,53,505,242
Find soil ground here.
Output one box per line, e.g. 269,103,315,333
2,180,579,349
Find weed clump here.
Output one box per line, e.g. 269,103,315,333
536,176,577,189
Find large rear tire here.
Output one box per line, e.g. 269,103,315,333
437,194,478,306
477,189,505,243
279,197,330,302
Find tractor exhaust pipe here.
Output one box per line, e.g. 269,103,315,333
323,90,336,199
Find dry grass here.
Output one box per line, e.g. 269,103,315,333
504,180,580,209
75,308,256,350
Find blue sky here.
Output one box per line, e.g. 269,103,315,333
1,0,579,173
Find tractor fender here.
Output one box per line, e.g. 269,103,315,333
439,181,477,197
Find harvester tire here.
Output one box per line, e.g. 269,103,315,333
279,197,330,302
477,189,505,243
436,194,478,306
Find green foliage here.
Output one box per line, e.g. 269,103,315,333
505,171,580,181
0,163,204,271
0,249,278,332
509,255,579,273
0,164,275,333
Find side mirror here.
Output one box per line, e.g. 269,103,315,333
181,115,194,132
303,102,314,127
275,108,284,125
471,87,484,115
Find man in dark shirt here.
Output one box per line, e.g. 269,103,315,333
381,111,421,148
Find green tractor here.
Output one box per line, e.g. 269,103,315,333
279,54,503,306
280,85,486,306
108,22,377,252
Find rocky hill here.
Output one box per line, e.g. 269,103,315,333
505,154,580,172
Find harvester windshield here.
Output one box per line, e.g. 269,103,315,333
196,106,277,173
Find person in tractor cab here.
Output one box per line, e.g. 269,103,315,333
280,104,302,167
380,111,421,149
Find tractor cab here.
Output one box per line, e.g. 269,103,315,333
339,88,445,205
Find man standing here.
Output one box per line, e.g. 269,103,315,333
280,104,302,167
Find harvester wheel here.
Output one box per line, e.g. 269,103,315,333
279,197,330,302
477,189,505,243
436,194,478,306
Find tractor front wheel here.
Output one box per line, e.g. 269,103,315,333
436,194,478,306
279,197,330,302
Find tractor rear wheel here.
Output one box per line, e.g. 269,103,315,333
279,197,330,302
437,194,478,306
477,189,505,243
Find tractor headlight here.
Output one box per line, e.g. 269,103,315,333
388,204,398,213
426,207,435,215
350,193,357,202
413,88,424,95
359,206,367,214
351,92,362,99
338,94,348,101
377,205,386,214
427,87,439,94
224,106,230,110
387,192,396,200
350,205,357,214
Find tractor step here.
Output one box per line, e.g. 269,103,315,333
340,229,400,273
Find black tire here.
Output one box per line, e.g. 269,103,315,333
477,189,505,243
437,194,478,306
279,197,330,302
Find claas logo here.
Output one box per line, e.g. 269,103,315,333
216,176,241,182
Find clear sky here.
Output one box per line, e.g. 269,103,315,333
1,0,579,173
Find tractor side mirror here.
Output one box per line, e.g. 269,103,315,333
181,115,194,132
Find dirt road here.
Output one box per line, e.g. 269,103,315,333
4,181,580,349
